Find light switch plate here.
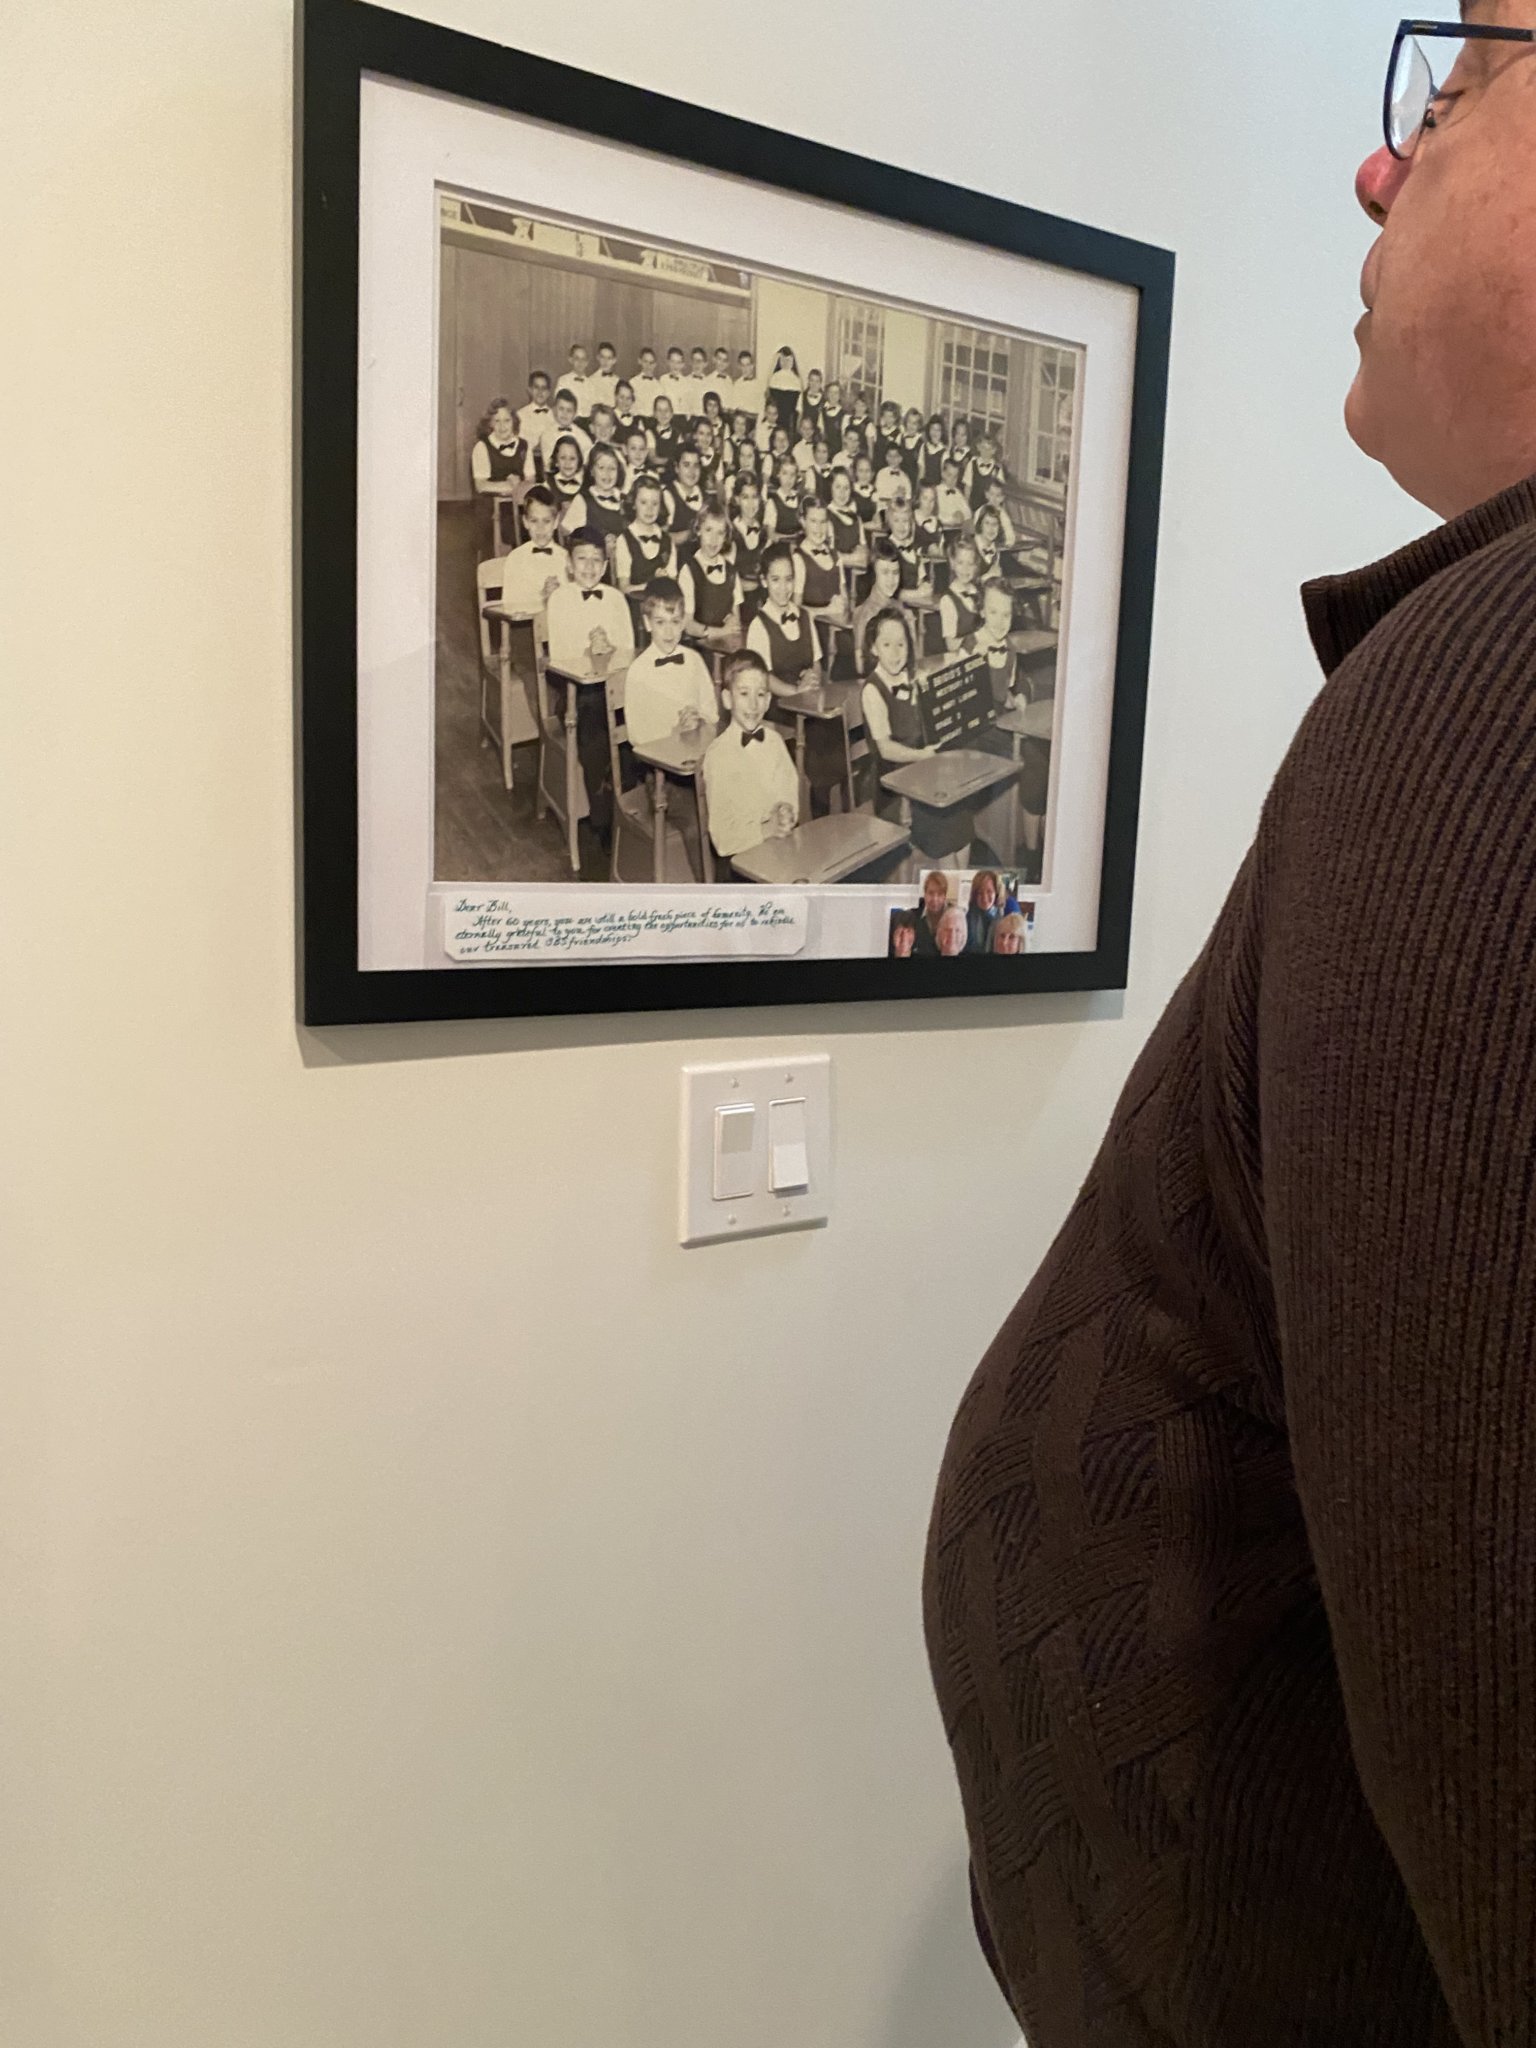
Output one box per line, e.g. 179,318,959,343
679,1054,832,1247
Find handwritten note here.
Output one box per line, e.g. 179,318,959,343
444,891,808,964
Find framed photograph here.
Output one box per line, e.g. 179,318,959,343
297,0,1173,1024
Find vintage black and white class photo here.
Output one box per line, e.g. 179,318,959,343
434,191,1078,902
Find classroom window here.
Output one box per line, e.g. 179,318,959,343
937,325,1010,439
833,301,885,402
1030,346,1077,489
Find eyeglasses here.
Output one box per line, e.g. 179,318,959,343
1386,17,1536,159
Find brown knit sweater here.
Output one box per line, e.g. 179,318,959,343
924,479,1536,2048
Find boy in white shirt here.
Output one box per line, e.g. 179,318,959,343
733,350,763,422
544,526,636,846
623,579,720,749
495,486,569,615
708,345,734,411
516,370,554,452
586,341,619,413
660,347,692,422
701,651,800,862
682,346,710,421
873,439,913,512
935,456,972,530
562,343,593,419
631,347,661,421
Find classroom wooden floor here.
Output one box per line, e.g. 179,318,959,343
435,500,594,884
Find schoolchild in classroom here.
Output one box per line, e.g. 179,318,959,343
613,477,678,592
978,472,1018,546
585,403,620,467
536,389,592,472
935,456,971,530
611,380,642,446
747,542,847,816
680,504,746,651
546,435,589,522
850,537,911,668
623,577,722,751
562,343,593,419
765,455,806,543
849,452,879,522
692,419,731,496
844,385,875,451
791,413,820,480
684,345,711,420
973,577,1050,878
966,430,1007,507
649,393,687,477
972,502,1008,579
543,525,636,844
587,341,619,413
758,422,794,488
710,344,734,406
666,447,708,540
898,407,927,482
825,466,866,561
920,414,950,488
630,347,661,422
733,350,762,423
730,475,768,593
872,400,903,471
700,650,800,863
938,534,986,649
660,347,691,420
620,426,655,496
873,437,913,513
495,485,570,616
884,499,933,596
819,378,846,452
833,422,866,474
560,443,628,544
516,369,554,450
470,397,534,557
792,500,848,619
799,366,827,442
912,482,943,551
949,416,974,481
860,606,975,865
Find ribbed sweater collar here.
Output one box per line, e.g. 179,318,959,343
1301,474,1536,676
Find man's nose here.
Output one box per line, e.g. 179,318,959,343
1356,144,1412,224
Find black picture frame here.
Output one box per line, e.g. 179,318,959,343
296,0,1174,1026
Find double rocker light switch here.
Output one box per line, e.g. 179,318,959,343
681,1056,832,1246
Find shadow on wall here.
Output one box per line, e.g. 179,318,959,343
885,1860,1019,2048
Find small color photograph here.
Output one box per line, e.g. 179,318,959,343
887,869,1035,957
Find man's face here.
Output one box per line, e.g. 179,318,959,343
714,349,731,373
598,347,616,371
724,667,772,732
692,349,708,373
668,351,685,373
1351,5,1536,514
570,347,589,373
640,350,657,373
938,911,967,957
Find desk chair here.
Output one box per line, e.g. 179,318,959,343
533,641,590,876
475,560,541,792
603,668,706,883
491,492,523,559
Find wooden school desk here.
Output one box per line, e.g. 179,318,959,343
627,728,715,884
729,812,909,885
776,678,861,813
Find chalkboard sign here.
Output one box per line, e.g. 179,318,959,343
915,652,992,749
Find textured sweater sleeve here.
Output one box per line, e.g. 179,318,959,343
1260,536,1536,2046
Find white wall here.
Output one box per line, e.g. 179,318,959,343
1,4,1419,2046
882,310,931,418
754,275,829,394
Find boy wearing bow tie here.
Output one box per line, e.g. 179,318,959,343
701,651,799,861
544,527,636,846
680,506,744,650
496,487,571,615
623,579,721,750
515,370,554,456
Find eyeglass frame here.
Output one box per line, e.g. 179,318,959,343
1386,18,1536,159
